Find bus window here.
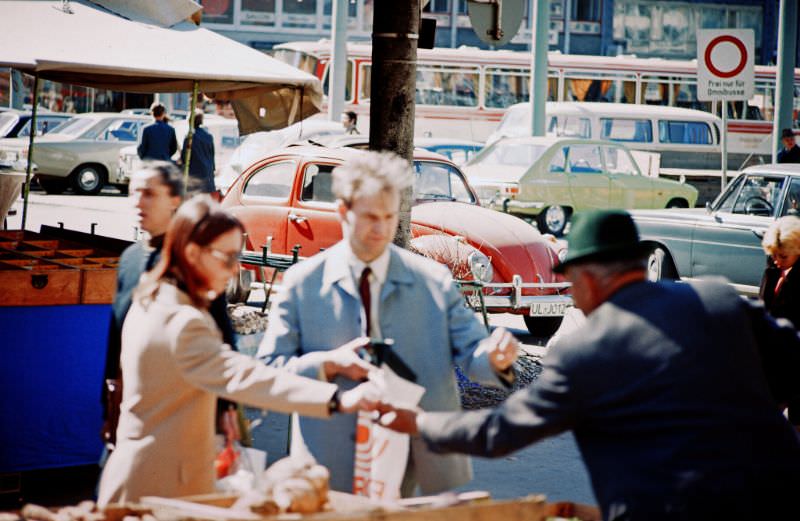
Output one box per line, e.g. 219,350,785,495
359,63,372,102
322,60,354,102
658,120,713,145
600,118,653,142
554,116,590,138
416,65,479,107
273,49,319,76
484,68,529,108
748,83,774,121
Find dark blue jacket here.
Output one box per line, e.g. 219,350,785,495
137,120,178,161
182,126,215,193
420,279,800,520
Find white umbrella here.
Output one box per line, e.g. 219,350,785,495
0,0,324,226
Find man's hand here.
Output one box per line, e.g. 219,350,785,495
376,403,420,435
487,327,519,372
322,336,375,381
338,380,381,414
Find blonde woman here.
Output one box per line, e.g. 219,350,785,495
761,215,800,328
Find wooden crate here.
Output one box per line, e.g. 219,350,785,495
0,231,122,306
0,258,81,306
129,491,548,521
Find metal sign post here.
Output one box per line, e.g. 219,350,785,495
697,29,754,192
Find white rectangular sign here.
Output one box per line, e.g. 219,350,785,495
697,29,754,101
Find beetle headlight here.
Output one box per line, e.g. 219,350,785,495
468,250,493,283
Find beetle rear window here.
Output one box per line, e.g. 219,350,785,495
244,161,297,199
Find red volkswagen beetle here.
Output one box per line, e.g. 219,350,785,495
221,145,571,336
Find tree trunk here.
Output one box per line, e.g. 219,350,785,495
369,0,419,248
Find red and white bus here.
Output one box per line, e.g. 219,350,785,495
273,40,800,156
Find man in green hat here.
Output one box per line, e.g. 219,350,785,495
378,209,800,520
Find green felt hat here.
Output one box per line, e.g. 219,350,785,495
554,210,649,273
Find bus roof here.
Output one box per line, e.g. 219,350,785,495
274,40,800,80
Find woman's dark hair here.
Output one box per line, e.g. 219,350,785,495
146,195,244,306
140,160,185,199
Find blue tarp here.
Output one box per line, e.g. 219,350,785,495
0,305,111,472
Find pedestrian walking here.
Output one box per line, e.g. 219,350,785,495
342,111,359,135
380,209,800,520
101,162,233,452
137,102,178,161
257,151,518,497
181,111,216,194
777,128,800,164
97,196,379,505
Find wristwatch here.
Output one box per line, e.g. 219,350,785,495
328,389,341,414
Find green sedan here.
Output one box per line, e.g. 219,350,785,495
462,136,698,235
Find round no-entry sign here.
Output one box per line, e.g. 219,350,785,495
697,29,754,101
704,35,748,78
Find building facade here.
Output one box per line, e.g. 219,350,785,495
199,0,796,66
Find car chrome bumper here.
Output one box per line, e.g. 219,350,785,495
460,275,572,314
484,197,546,215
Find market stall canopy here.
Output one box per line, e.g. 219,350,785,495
0,0,323,134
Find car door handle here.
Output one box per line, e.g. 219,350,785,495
751,228,765,239
288,213,307,224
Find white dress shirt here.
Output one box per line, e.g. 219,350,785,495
346,245,390,339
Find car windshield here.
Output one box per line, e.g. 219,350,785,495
714,174,786,217
49,117,96,137
83,118,141,141
472,142,547,168
0,113,19,136
413,161,476,204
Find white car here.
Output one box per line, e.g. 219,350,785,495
0,112,149,195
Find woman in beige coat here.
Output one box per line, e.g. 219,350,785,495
97,197,377,505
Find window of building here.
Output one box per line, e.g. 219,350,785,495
241,0,276,26
574,0,600,21
283,0,316,28
198,0,233,24
613,1,762,60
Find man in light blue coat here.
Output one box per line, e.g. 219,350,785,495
257,151,518,496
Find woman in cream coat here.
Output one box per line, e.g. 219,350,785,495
97,197,377,505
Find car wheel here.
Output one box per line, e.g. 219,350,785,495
523,316,563,338
37,177,68,195
71,165,106,195
537,206,569,236
666,198,689,209
647,247,677,281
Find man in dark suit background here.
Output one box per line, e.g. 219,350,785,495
137,102,178,161
380,210,800,520
180,111,216,194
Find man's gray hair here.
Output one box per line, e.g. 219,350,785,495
332,151,413,206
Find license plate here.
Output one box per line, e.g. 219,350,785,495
529,302,568,317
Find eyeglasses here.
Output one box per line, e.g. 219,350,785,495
204,247,240,269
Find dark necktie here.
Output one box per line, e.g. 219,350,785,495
359,267,372,336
